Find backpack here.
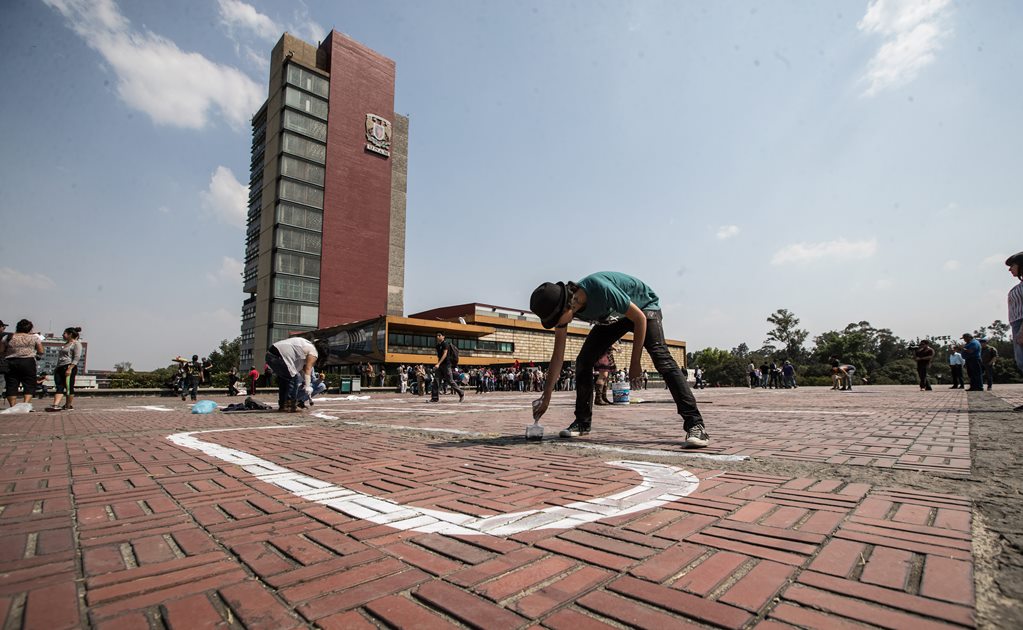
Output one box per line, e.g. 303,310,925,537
447,341,459,366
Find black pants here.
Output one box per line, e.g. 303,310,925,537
55,364,77,395
431,364,463,400
3,358,37,398
950,365,964,388
916,362,932,390
574,311,703,430
965,358,983,390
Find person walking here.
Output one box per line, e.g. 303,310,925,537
959,333,984,391
1005,251,1023,411
431,333,465,403
948,349,965,389
914,340,935,391
529,272,709,448
47,327,83,411
1,319,45,407
980,339,998,391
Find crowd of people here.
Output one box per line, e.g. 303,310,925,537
4,253,1022,417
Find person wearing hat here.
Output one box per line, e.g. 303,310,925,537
979,339,998,391
529,272,709,447
958,333,983,391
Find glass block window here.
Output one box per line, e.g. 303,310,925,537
280,155,325,186
273,303,319,327
281,131,326,164
278,178,323,209
276,252,320,278
285,64,329,98
276,226,322,254
283,109,327,142
284,86,328,120
276,202,323,232
274,276,319,303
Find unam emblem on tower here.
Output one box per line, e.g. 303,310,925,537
365,113,392,157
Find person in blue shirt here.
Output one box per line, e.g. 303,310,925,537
529,272,709,448
958,333,984,391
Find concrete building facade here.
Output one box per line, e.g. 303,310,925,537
305,304,687,374
240,32,407,369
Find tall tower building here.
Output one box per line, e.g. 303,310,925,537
240,31,408,369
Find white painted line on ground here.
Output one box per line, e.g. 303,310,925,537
126,405,175,412
718,409,874,415
562,442,749,462
167,426,700,535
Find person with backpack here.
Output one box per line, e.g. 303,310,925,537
528,272,709,448
431,332,465,403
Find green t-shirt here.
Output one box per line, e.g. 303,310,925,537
575,272,660,324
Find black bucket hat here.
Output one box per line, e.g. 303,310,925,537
530,281,568,329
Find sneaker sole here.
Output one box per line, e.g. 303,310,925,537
685,437,710,448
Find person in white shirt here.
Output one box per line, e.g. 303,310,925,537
948,350,965,389
265,337,326,412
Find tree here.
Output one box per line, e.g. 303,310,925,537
114,362,133,373
988,320,1010,342
689,347,748,386
207,337,241,374
730,343,749,358
765,309,809,362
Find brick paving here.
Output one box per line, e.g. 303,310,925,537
2,384,1018,628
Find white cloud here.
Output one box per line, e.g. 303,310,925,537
858,0,953,96
875,278,895,290
943,259,960,271
206,256,244,286
200,166,249,228
982,254,1007,267
217,0,280,41
0,267,57,292
43,0,263,129
771,238,878,265
716,225,740,240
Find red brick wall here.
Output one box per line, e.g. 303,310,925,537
318,32,396,327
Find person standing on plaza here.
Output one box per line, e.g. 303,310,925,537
529,272,709,447
980,339,998,391
227,367,240,396
1005,251,1023,411
201,357,213,386
1,319,44,407
914,341,935,391
265,336,323,412
46,327,82,411
782,360,797,389
181,355,202,402
431,333,465,403
959,333,984,391
948,348,965,389
247,365,260,395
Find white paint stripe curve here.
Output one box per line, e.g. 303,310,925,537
167,426,699,535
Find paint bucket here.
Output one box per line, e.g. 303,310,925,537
611,383,631,404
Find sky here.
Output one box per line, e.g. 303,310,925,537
1,0,1020,370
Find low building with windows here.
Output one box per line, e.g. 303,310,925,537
303,303,686,374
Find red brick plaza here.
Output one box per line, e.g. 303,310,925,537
3,384,1021,629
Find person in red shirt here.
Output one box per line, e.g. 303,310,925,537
247,366,260,395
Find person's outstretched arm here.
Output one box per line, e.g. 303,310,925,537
532,325,568,419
